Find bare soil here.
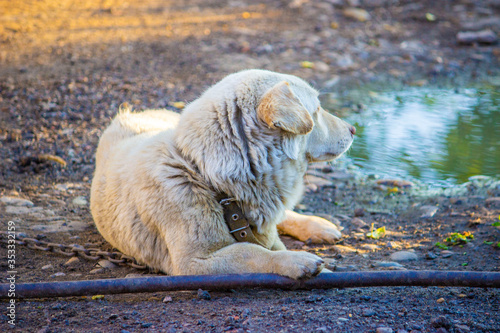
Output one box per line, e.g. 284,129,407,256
1,0,500,332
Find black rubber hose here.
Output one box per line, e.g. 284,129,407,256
2,271,499,299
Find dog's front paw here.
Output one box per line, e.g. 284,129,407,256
302,215,342,244
279,211,342,245
272,250,324,280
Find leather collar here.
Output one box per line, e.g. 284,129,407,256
218,197,264,246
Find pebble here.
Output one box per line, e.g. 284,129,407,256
390,251,418,261
386,241,401,249
5,206,34,215
89,268,105,274
454,324,471,332
343,8,371,22
0,196,34,207
41,264,54,270
354,208,365,217
197,289,211,300
361,244,379,251
376,327,393,333
425,252,437,260
420,205,438,218
362,308,376,317
485,197,500,207
351,217,367,228
50,272,66,278
441,250,454,258
373,261,404,268
337,317,349,322
430,316,452,329
163,296,173,303
331,265,358,271
72,196,88,206
457,29,498,44
64,257,80,266
98,260,118,269
436,297,446,303
125,273,148,278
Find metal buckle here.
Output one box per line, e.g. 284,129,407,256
219,198,236,206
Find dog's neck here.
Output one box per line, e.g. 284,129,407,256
174,93,308,232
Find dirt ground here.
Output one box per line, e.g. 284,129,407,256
1,0,500,332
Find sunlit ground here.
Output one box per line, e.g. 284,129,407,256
0,0,277,66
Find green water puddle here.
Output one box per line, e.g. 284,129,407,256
323,82,499,186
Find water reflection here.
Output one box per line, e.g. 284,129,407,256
333,86,499,185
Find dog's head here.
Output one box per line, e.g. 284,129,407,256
176,69,354,184
256,76,355,162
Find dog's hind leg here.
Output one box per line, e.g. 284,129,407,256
277,210,342,244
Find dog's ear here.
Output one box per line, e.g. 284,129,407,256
258,81,314,135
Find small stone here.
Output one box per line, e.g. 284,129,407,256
125,273,146,278
314,61,330,72
41,264,54,270
454,324,470,332
436,297,446,303
197,289,211,300
330,265,358,271
420,205,438,218
351,217,367,228
337,317,349,322
431,316,452,329
354,208,365,217
64,257,80,266
90,268,105,274
108,314,119,320
441,250,454,258
163,296,173,303
485,197,500,207
386,241,401,249
361,244,379,251
5,206,32,215
98,260,118,269
373,261,404,268
425,252,438,260
0,196,34,207
343,8,371,22
72,196,88,206
390,251,418,261
141,323,152,328
376,327,393,333
362,308,376,317
435,328,448,333
50,272,66,278
457,29,498,44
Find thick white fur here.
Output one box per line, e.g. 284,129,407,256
90,69,354,279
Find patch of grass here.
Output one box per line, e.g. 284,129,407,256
444,231,474,246
435,242,449,250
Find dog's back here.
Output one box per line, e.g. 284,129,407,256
95,108,180,165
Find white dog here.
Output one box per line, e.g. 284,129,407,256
91,69,355,279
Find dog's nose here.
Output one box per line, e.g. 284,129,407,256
349,126,356,136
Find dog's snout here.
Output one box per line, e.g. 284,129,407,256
349,126,356,136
